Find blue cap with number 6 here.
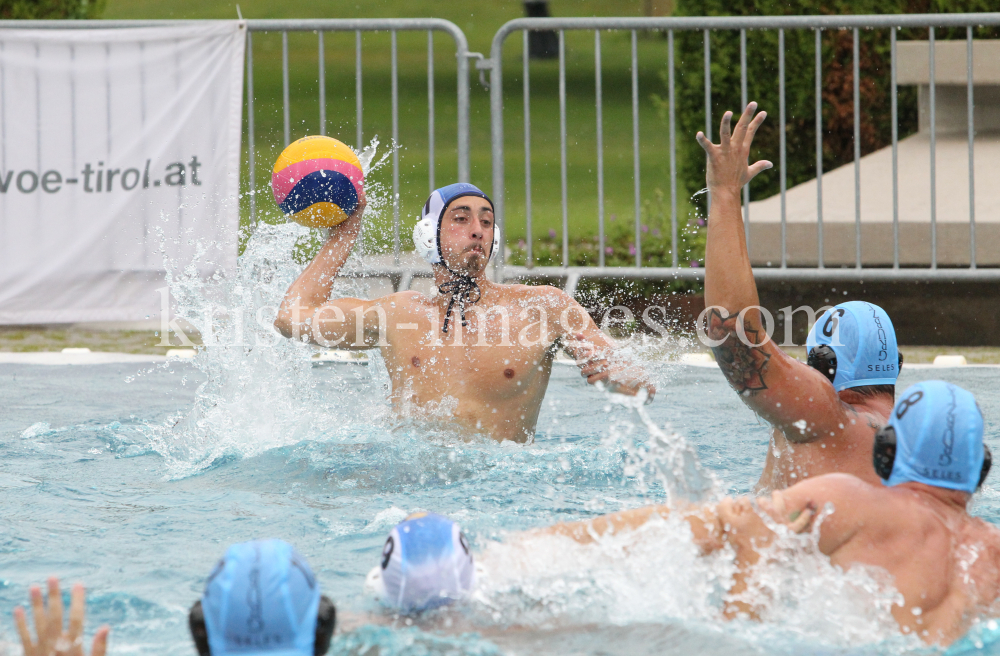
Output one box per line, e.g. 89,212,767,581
806,301,900,391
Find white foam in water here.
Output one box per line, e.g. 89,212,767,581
473,512,914,651
474,515,733,627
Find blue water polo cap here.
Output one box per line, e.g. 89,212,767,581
806,301,899,391
366,512,475,612
883,381,986,493
413,183,497,266
201,539,321,656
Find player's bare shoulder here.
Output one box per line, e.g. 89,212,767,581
784,472,887,526
499,282,573,308
381,290,432,313
789,472,873,502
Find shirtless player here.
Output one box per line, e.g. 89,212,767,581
545,380,1000,646
275,183,654,442
697,102,901,490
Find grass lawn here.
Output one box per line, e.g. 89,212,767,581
103,0,698,258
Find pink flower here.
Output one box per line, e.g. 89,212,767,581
652,228,661,237
689,259,700,268
641,224,649,234
628,243,636,256
517,239,526,249
548,229,557,239
605,246,614,255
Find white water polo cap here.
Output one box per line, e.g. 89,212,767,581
413,183,498,266
365,512,474,612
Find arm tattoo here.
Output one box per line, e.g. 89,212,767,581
706,308,771,396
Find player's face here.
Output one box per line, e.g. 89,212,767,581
439,196,494,275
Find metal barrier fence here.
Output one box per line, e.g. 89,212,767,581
8,16,1000,293
487,14,1000,292
245,19,472,267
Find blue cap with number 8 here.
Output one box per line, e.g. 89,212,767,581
881,380,986,493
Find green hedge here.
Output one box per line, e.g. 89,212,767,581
661,0,998,210
1,0,105,19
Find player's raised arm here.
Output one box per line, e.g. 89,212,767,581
696,103,862,442
274,192,385,350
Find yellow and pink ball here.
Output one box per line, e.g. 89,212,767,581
271,135,364,228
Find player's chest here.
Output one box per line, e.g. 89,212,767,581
390,341,551,390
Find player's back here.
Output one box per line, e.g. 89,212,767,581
830,482,1000,644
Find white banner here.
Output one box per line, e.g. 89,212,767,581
0,22,245,324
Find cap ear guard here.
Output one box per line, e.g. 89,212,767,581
873,424,897,481
980,445,992,489
873,424,992,490
808,345,838,384
413,213,442,265
188,596,337,656
810,347,902,386
189,600,210,656
314,595,337,656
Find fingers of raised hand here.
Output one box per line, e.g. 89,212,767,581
68,584,86,644
746,108,767,142
746,159,773,183
48,578,65,640
732,102,757,142
695,131,714,154
14,606,37,656
587,372,611,385
719,110,734,146
30,586,47,648
91,626,110,656
355,187,367,214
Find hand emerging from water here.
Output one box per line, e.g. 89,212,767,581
696,101,772,196
563,333,655,403
14,578,109,656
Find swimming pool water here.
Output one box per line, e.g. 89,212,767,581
2,358,999,655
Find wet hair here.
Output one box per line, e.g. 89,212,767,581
846,384,895,401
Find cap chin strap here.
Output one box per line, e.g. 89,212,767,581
438,272,482,334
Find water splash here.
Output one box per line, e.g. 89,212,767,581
124,139,394,478
470,505,916,653
473,514,733,628
606,391,716,505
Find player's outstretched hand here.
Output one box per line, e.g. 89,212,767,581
695,101,772,194
563,333,655,403
14,578,109,656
